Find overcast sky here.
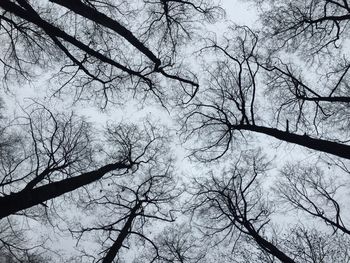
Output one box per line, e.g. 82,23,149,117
223,0,258,26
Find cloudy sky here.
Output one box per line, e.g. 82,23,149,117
1,0,350,262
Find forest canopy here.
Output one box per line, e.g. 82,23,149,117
0,0,350,262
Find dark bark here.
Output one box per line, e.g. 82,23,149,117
297,96,350,103
248,226,296,263
0,0,147,78
102,202,142,263
24,165,67,191
0,162,130,219
49,0,161,67
306,207,350,235
310,14,350,23
0,0,199,91
232,124,350,160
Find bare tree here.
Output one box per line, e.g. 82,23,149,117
68,155,180,262
2,0,350,262
275,163,350,235
280,226,350,263
248,0,350,135
254,0,350,56
188,150,299,263
0,0,223,105
182,26,350,161
0,104,168,219
0,218,50,262
136,223,207,263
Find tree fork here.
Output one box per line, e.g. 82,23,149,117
102,202,142,263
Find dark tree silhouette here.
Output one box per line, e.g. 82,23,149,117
189,151,296,263
275,163,350,235
0,218,49,262
136,223,207,263
279,226,350,262
255,0,350,56
0,105,168,219
182,26,350,161
1,0,350,262
68,157,180,262
0,0,223,105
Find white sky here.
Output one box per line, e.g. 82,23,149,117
222,0,258,26
3,1,348,261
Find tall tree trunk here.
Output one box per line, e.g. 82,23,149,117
102,202,141,263
247,226,296,263
232,124,350,160
49,0,161,66
0,162,130,218
0,0,144,77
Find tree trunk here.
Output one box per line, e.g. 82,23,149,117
0,162,130,218
102,202,141,263
49,0,161,66
233,124,350,160
248,227,296,263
